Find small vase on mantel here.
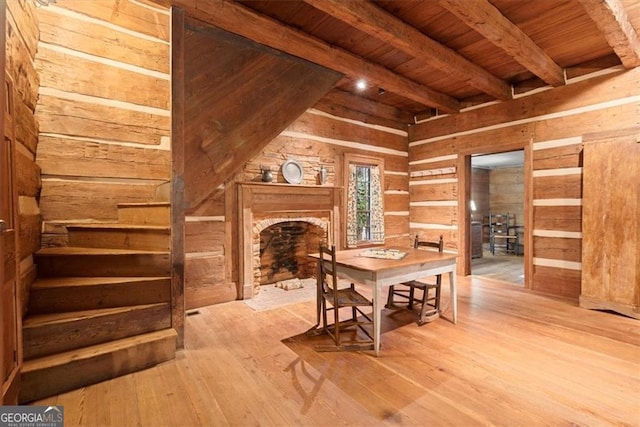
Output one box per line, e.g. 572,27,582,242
319,165,327,185
260,166,273,182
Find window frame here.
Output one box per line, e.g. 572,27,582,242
342,153,385,248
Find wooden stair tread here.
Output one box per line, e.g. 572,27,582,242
23,303,169,327
31,276,170,289
22,329,177,373
67,223,169,231
37,247,168,255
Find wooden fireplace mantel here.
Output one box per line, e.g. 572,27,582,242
237,182,343,299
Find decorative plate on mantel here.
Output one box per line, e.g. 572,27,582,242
282,159,304,184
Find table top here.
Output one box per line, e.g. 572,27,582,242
309,246,457,273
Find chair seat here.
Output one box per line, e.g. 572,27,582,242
327,287,372,306
401,279,437,290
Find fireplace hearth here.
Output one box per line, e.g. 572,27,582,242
259,220,325,285
237,183,343,299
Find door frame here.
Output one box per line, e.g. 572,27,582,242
1,2,22,403
456,142,533,289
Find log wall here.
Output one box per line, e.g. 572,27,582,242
409,67,640,298
34,0,171,244
489,166,524,225
6,0,40,316
187,108,410,307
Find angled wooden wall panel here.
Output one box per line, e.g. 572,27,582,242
182,18,343,210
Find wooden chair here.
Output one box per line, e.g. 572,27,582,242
316,245,374,351
385,235,444,325
489,213,519,255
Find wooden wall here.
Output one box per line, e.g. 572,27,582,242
409,67,640,298
185,108,410,308
489,166,524,224
406,137,459,252
248,109,410,249
6,0,40,316
34,0,171,245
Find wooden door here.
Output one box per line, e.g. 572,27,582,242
1,70,20,404
580,131,640,319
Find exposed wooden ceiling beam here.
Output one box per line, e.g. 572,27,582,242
303,0,512,101
577,0,640,68
319,88,415,124
155,0,460,113
439,0,566,87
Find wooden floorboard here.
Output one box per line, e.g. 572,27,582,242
471,247,524,285
33,276,640,426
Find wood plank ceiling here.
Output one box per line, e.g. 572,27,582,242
154,0,640,128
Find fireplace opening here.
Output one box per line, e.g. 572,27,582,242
258,220,326,286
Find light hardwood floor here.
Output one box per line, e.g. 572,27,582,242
471,249,524,285
34,276,639,426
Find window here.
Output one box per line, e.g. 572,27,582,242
344,155,385,247
355,165,372,241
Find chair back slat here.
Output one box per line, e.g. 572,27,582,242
414,234,444,252
319,245,338,295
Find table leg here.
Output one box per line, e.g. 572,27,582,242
373,284,382,356
449,270,457,324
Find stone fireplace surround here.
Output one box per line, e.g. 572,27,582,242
237,183,343,299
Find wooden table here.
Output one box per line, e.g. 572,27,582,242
309,246,458,355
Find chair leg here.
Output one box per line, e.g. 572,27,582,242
321,298,328,330
333,300,340,346
408,286,415,309
385,285,395,309
417,285,440,325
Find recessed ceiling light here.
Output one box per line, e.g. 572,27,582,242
356,79,367,91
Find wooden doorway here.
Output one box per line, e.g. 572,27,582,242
470,151,525,285
458,144,532,289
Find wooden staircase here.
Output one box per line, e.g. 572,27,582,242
19,202,176,403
